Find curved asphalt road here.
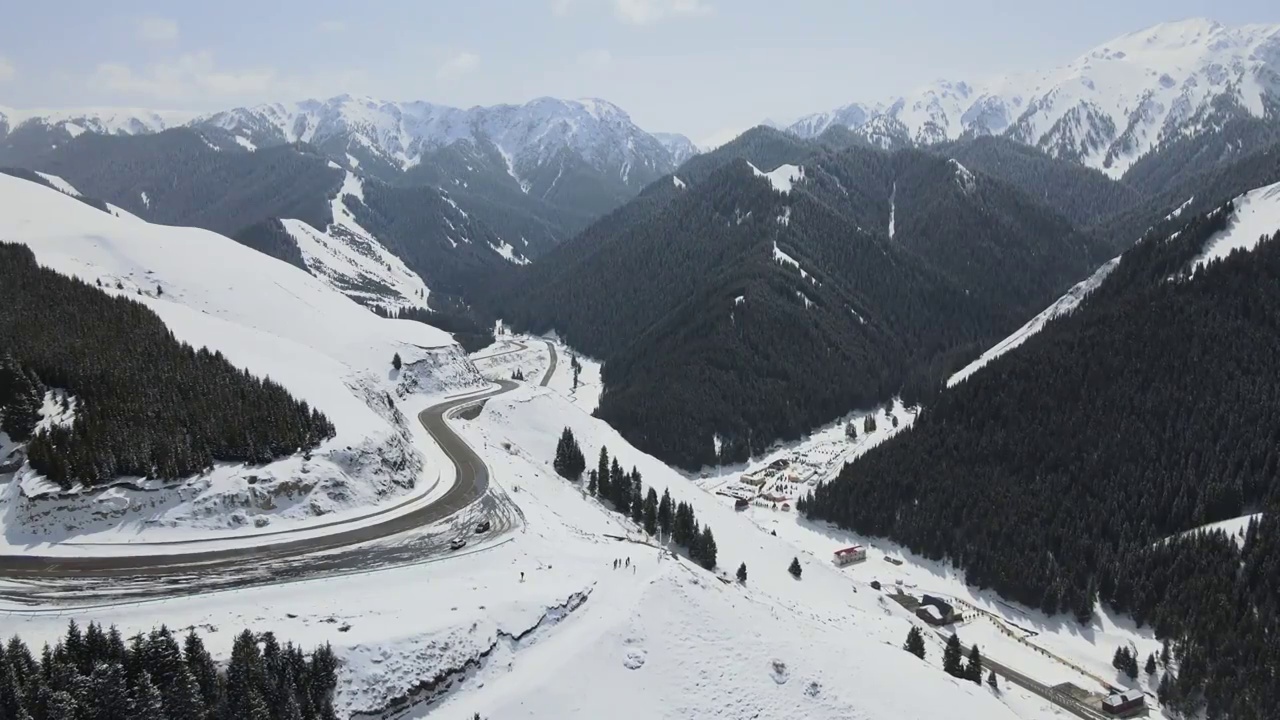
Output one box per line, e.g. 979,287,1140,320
0,340,558,579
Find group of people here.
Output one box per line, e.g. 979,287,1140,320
611,557,635,573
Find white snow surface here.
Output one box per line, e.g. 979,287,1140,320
489,239,531,265
4,375,1039,720
788,19,1280,175
33,172,81,197
0,173,487,547
748,161,805,194
672,175,686,189
948,256,1121,387
1192,180,1280,269
233,135,257,151
280,171,433,308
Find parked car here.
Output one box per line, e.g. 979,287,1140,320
474,520,491,534
449,537,467,551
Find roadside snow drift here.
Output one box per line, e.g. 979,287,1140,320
0,173,486,545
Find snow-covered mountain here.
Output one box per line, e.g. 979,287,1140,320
790,19,1280,176
652,131,700,165
192,95,677,189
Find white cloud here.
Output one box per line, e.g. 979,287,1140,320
136,17,180,43
614,0,712,25
577,49,614,70
437,52,480,81
89,53,368,106
316,20,347,34
0,57,15,84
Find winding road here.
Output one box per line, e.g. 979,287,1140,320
0,339,558,586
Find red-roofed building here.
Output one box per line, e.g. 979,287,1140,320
833,546,867,566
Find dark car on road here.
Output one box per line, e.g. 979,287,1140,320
475,520,491,534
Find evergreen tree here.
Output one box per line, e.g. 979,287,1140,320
0,364,41,442
392,353,402,371
688,521,703,565
587,469,598,497
45,691,77,720
698,526,717,569
225,631,269,720
643,487,658,535
1112,645,1128,672
903,626,926,659
597,447,611,500
965,645,983,684
130,671,166,720
610,458,629,515
1144,653,1156,676
182,631,220,713
987,670,998,690
736,563,748,583
863,414,877,434
943,634,964,677
88,661,131,720
162,662,203,720
788,557,803,579
658,489,674,539
629,469,644,523
1157,672,1172,705
553,428,574,480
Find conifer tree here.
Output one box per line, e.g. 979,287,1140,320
130,671,166,720
1145,653,1156,676
392,353,402,371
163,662,203,720
587,469,598,497
863,414,877,434
698,526,717,569
658,489,673,539
788,557,803,578
643,487,658,535
903,626,926,659
89,661,131,720
610,458,629,514
736,563,748,583
0,365,41,442
965,645,983,683
943,634,964,677
45,691,77,720
225,631,269,720
183,631,220,712
987,669,998,690
597,447,610,500
629,469,644,523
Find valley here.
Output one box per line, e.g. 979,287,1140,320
2,9,1280,720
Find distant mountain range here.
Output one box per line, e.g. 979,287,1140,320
788,19,1280,177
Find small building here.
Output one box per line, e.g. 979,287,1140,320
734,498,749,511
916,605,948,626
1102,689,1145,717
920,594,955,620
833,546,868,566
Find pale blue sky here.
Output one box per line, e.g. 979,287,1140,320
0,0,1273,142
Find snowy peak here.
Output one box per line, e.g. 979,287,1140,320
194,95,678,186
788,19,1280,176
653,132,700,165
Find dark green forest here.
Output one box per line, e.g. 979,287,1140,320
799,204,1280,718
502,129,1111,469
0,243,333,488
0,622,339,720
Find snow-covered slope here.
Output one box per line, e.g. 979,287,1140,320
948,256,1121,387
1193,180,1280,268
281,171,432,308
790,19,1280,176
0,173,486,542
